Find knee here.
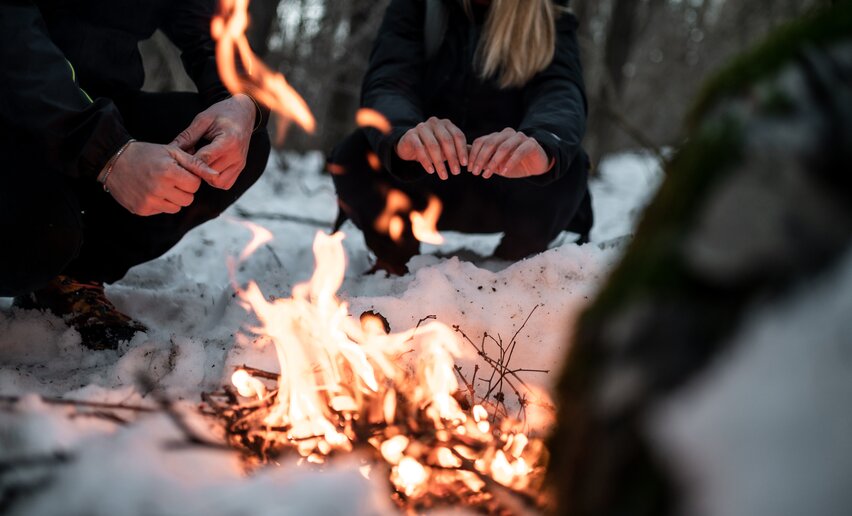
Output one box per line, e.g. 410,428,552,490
328,129,371,169
329,130,380,199
0,223,83,297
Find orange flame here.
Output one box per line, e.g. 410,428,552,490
235,232,466,450
212,0,316,142
229,231,543,500
356,108,392,135
366,152,382,171
410,196,444,245
236,220,273,263
374,189,411,243
374,190,445,245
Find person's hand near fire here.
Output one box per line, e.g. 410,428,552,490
396,120,551,180
101,94,257,216
172,94,258,189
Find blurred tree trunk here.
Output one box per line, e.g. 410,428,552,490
320,0,382,152
586,0,641,167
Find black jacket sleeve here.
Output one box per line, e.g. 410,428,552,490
161,0,270,128
360,0,427,179
0,1,132,180
518,11,588,185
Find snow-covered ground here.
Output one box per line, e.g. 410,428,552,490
0,152,662,515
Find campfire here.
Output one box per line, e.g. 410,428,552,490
206,1,547,511
202,231,547,512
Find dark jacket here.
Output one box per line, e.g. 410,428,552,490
361,0,588,185
0,0,227,181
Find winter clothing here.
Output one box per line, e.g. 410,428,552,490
329,0,592,270
0,1,271,297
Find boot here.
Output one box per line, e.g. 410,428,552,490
13,275,146,350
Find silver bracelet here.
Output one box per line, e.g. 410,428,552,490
98,138,136,193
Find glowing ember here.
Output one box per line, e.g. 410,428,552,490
212,0,315,141
208,232,545,510
380,435,410,465
393,457,429,497
231,369,267,399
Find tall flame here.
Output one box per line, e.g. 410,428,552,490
236,232,465,451
212,0,316,141
226,230,545,505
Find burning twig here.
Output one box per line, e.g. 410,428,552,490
235,364,280,381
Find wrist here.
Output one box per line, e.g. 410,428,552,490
234,93,261,131
98,139,136,193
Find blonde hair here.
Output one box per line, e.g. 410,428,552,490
463,0,558,89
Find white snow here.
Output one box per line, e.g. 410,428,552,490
0,151,660,514
650,247,852,516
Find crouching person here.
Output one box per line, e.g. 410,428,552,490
329,0,593,275
0,2,271,349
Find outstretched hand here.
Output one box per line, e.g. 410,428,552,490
105,142,219,216
395,117,468,180
468,128,551,179
171,94,256,190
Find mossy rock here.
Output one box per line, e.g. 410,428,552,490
548,3,852,514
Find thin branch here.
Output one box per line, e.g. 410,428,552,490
234,206,332,229
136,374,234,452
265,244,284,269
237,365,281,381
0,395,157,413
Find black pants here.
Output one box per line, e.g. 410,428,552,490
0,92,271,297
329,129,592,267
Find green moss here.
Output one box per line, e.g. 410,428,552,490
688,0,852,128
583,115,744,324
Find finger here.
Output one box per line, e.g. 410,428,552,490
486,133,525,176
433,123,460,175
202,154,240,185
170,166,203,194
171,114,212,151
501,139,538,177
147,197,182,215
164,187,195,208
214,167,241,190
170,147,220,183
418,128,448,180
446,123,468,168
195,138,231,168
468,138,486,176
409,135,434,174
473,134,507,177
